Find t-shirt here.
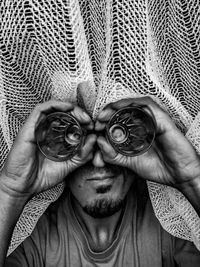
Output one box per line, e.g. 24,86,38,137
5,183,200,267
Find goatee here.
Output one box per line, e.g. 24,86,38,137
83,198,125,218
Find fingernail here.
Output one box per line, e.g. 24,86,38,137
95,121,101,130
98,109,107,119
98,143,103,149
83,111,90,120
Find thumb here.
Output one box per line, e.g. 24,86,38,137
97,136,117,162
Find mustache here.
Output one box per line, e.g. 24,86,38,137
82,162,122,176
69,162,123,178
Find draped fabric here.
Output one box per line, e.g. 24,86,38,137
0,0,200,254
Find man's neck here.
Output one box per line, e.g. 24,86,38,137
71,196,125,252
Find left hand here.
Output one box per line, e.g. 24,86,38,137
95,97,200,189
0,101,96,198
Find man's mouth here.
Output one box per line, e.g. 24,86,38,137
86,175,117,192
86,175,115,181
87,177,114,194
82,163,122,179
95,184,112,194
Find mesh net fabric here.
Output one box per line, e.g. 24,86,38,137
1,0,200,255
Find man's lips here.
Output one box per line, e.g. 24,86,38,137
86,176,115,188
86,175,115,181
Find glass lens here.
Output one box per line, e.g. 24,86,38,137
36,112,84,161
109,124,127,143
65,125,82,145
106,106,156,156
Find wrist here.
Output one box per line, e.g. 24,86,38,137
0,177,31,207
176,176,200,216
0,172,33,200
176,176,200,193
0,186,29,211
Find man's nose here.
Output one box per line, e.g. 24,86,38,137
92,150,105,167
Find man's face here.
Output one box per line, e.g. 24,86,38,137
67,161,135,218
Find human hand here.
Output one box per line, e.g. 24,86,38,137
0,100,96,199
95,97,200,188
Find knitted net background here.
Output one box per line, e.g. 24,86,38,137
1,0,200,255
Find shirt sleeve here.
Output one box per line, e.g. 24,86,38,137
174,238,200,267
5,213,48,267
5,200,63,267
5,236,44,267
5,245,29,267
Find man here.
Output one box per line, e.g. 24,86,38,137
1,97,200,266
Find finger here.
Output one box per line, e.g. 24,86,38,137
108,97,176,135
70,106,93,130
97,107,115,122
35,113,47,130
130,98,195,169
106,98,138,110
95,121,107,131
78,134,97,159
77,82,88,111
105,97,168,124
97,136,117,159
96,97,152,124
33,100,73,117
130,97,177,134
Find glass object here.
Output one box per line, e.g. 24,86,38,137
106,106,156,156
36,112,84,161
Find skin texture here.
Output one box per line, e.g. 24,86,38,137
67,163,135,251
0,97,200,264
68,163,134,218
95,97,200,187
0,101,96,197
0,100,96,265
94,98,200,217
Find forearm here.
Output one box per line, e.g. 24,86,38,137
177,177,200,217
0,184,28,266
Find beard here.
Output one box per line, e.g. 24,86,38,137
82,197,125,218
68,162,133,219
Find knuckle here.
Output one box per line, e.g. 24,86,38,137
73,105,82,113
34,103,43,111
34,101,51,111
115,98,129,105
103,102,113,110
142,96,154,104
32,104,43,115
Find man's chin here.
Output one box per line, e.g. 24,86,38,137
82,198,125,218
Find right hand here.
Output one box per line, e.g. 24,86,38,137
0,100,96,199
